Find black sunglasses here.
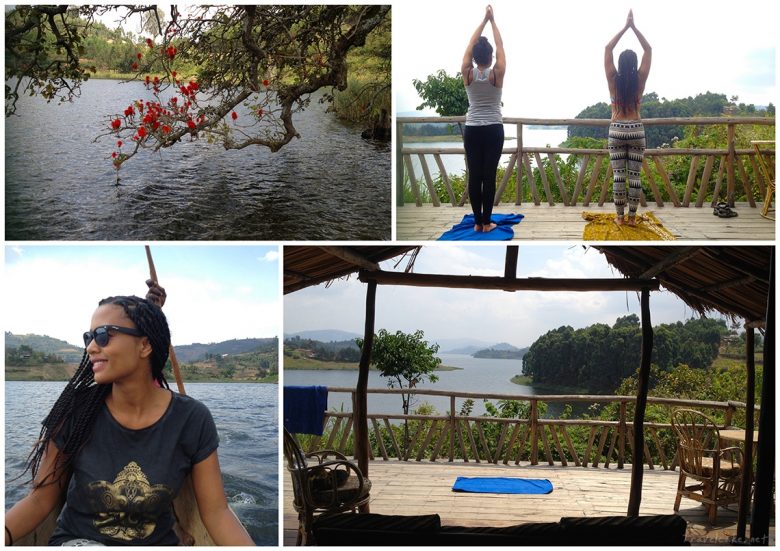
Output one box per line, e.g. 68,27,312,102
83,325,144,348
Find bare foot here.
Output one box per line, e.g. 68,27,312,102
483,222,497,232
613,215,625,226
626,217,638,227
474,224,482,232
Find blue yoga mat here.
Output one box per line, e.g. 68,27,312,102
452,477,553,494
438,213,523,241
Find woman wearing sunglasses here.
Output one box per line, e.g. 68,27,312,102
4,289,253,546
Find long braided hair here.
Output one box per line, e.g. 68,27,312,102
23,296,171,488
615,49,639,115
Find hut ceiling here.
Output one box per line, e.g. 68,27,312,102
283,246,419,294
593,246,772,324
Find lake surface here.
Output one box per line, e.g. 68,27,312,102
4,382,278,546
403,126,570,180
5,79,390,240
284,353,589,418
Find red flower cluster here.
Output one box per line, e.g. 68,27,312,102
111,118,121,130
263,79,270,87
231,111,238,121
146,38,153,48
136,52,143,60
166,46,177,60
131,62,138,71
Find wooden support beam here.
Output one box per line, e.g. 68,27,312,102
355,280,377,513
628,288,653,516
638,246,700,278
504,246,519,279
736,327,755,540
751,250,774,544
358,270,660,292
319,246,380,272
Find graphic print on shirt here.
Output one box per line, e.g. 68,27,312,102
87,461,174,541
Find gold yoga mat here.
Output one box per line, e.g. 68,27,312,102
582,212,675,241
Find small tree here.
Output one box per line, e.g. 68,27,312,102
357,329,441,456
412,69,469,137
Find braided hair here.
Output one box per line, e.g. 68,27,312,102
472,36,493,66
22,296,171,488
615,49,639,114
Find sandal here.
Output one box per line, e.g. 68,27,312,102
714,204,738,218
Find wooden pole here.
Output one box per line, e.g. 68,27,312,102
145,246,186,395
726,123,736,207
504,246,519,279
736,327,755,540
751,250,774,544
355,280,377,512
396,118,404,207
628,288,653,516
358,270,659,293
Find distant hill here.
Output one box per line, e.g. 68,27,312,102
173,338,277,363
285,330,361,342
473,344,529,359
5,332,83,362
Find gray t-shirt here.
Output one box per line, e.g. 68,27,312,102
49,391,219,546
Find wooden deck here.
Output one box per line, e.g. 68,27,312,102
283,461,774,546
395,202,775,241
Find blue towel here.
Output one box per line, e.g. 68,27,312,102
437,213,523,241
452,477,553,494
283,385,328,435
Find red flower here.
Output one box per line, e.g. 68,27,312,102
263,79,270,87
138,126,147,138
145,75,151,85
166,46,177,59
257,108,264,117
162,125,172,134
171,71,177,79
117,140,123,148
111,118,121,130
131,62,138,71
146,38,153,48
231,111,238,121
187,120,196,129
136,52,143,60
153,76,160,85
112,152,118,158
189,81,199,91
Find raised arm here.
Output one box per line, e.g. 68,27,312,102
629,16,652,94
5,442,70,545
604,15,630,85
488,6,505,86
461,7,491,85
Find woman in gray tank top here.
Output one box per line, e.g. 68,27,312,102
461,5,505,233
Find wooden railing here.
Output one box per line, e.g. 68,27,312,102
395,116,775,208
299,387,758,471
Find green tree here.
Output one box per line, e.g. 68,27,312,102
413,69,469,117
5,5,390,167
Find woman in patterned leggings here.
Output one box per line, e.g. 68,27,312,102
605,10,651,226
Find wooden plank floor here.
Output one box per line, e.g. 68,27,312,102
283,461,774,546
396,202,775,241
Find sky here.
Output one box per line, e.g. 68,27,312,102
284,245,727,350
395,0,777,118
4,245,280,347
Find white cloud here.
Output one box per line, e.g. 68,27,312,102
261,250,280,263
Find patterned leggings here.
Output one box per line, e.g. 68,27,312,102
608,121,646,218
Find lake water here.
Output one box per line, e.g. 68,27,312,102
403,126,570,179
4,382,278,546
5,79,390,240
284,353,588,418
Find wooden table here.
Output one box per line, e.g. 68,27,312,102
720,429,759,445
719,429,759,542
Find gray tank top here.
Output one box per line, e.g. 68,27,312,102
465,67,503,126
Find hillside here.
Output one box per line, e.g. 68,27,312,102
473,344,529,359
5,332,278,382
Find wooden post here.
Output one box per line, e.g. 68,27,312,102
449,395,456,462
618,400,627,469
726,123,736,207
736,327,755,540
355,280,377,512
530,398,539,465
751,250,774,544
517,123,523,204
504,246,518,279
628,288,653,516
396,118,404,207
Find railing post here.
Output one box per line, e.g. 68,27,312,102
724,402,736,427
396,118,404,207
449,395,456,462
726,123,736,206
618,399,627,469
517,122,523,205
530,398,539,465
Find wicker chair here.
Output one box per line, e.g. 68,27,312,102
671,408,743,524
283,428,371,545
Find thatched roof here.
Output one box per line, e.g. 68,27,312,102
284,246,419,294
593,246,772,325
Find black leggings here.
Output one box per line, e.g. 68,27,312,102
464,124,504,226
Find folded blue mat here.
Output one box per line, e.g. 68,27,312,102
452,477,553,494
283,385,328,435
438,213,523,241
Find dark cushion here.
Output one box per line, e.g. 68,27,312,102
313,513,441,546
440,522,564,546
560,514,688,546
